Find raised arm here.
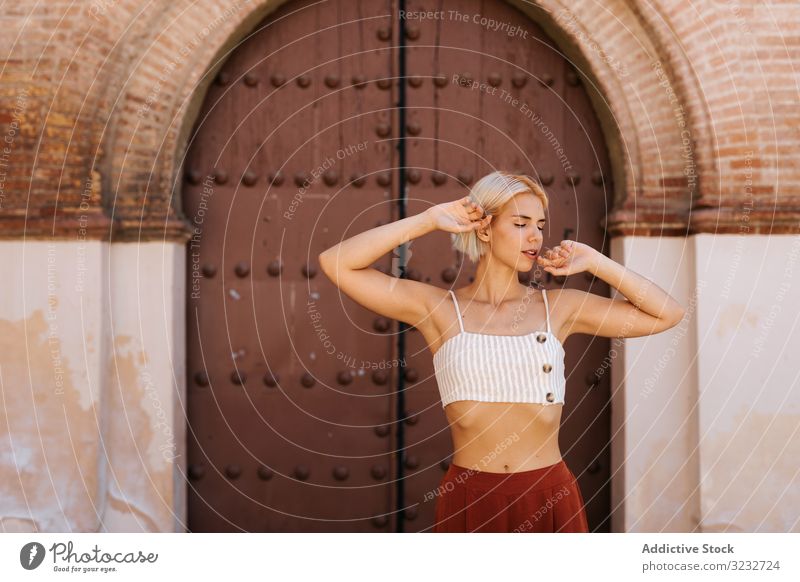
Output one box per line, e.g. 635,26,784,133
538,240,686,339
318,196,490,329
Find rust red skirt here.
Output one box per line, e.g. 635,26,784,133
432,459,589,533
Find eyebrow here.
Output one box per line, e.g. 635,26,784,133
511,215,546,222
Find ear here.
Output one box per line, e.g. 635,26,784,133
476,215,492,241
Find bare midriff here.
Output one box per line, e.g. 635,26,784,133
444,400,563,473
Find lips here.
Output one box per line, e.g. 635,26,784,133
522,249,538,259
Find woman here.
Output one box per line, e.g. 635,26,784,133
318,171,685,532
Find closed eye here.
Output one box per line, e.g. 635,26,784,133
515,223,545,231
515,223,544,232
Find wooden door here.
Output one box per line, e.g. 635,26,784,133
184,0,612,532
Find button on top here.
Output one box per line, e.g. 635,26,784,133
536,334,547,343
542,363,552,373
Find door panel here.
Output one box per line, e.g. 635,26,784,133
398,0,612,532
184,0,399,533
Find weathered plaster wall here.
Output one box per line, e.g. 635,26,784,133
0,242,185,532
612,234,800,532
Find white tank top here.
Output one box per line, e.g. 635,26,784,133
432,288,567,408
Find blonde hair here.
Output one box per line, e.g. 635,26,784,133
451,171,549,263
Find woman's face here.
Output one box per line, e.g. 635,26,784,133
480,193,546,271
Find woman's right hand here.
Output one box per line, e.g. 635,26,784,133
425,196,492,234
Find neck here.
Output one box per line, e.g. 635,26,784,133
463,253,530,306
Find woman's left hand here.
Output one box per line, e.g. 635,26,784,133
536,240,600,276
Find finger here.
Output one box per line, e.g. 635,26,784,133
463,204,480,218
475,216,491,229
459,206,480,220
545,265,565,275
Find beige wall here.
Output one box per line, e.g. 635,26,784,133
612,234,800,532
0,241,186,532
611,236,700,532
694,234,800,532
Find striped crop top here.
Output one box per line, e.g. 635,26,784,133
432,288,567,408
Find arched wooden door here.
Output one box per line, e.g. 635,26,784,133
183,0,613,532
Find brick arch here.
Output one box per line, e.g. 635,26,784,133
95,0,291,241
106,0,710,241
508,0,714,235
618,0,718,231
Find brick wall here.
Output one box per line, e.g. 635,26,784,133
0,0,798,241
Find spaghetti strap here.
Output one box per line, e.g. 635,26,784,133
541,289,552,333
449,290,465,333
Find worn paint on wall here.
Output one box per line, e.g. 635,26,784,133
102,334,172,532
1,241,185,532
703,408,800,532
0,309,100,532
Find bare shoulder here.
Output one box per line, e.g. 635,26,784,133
415,286,461,353
417,285,455,332
542,287,586,341
545,286,585,308
411,283,444,305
